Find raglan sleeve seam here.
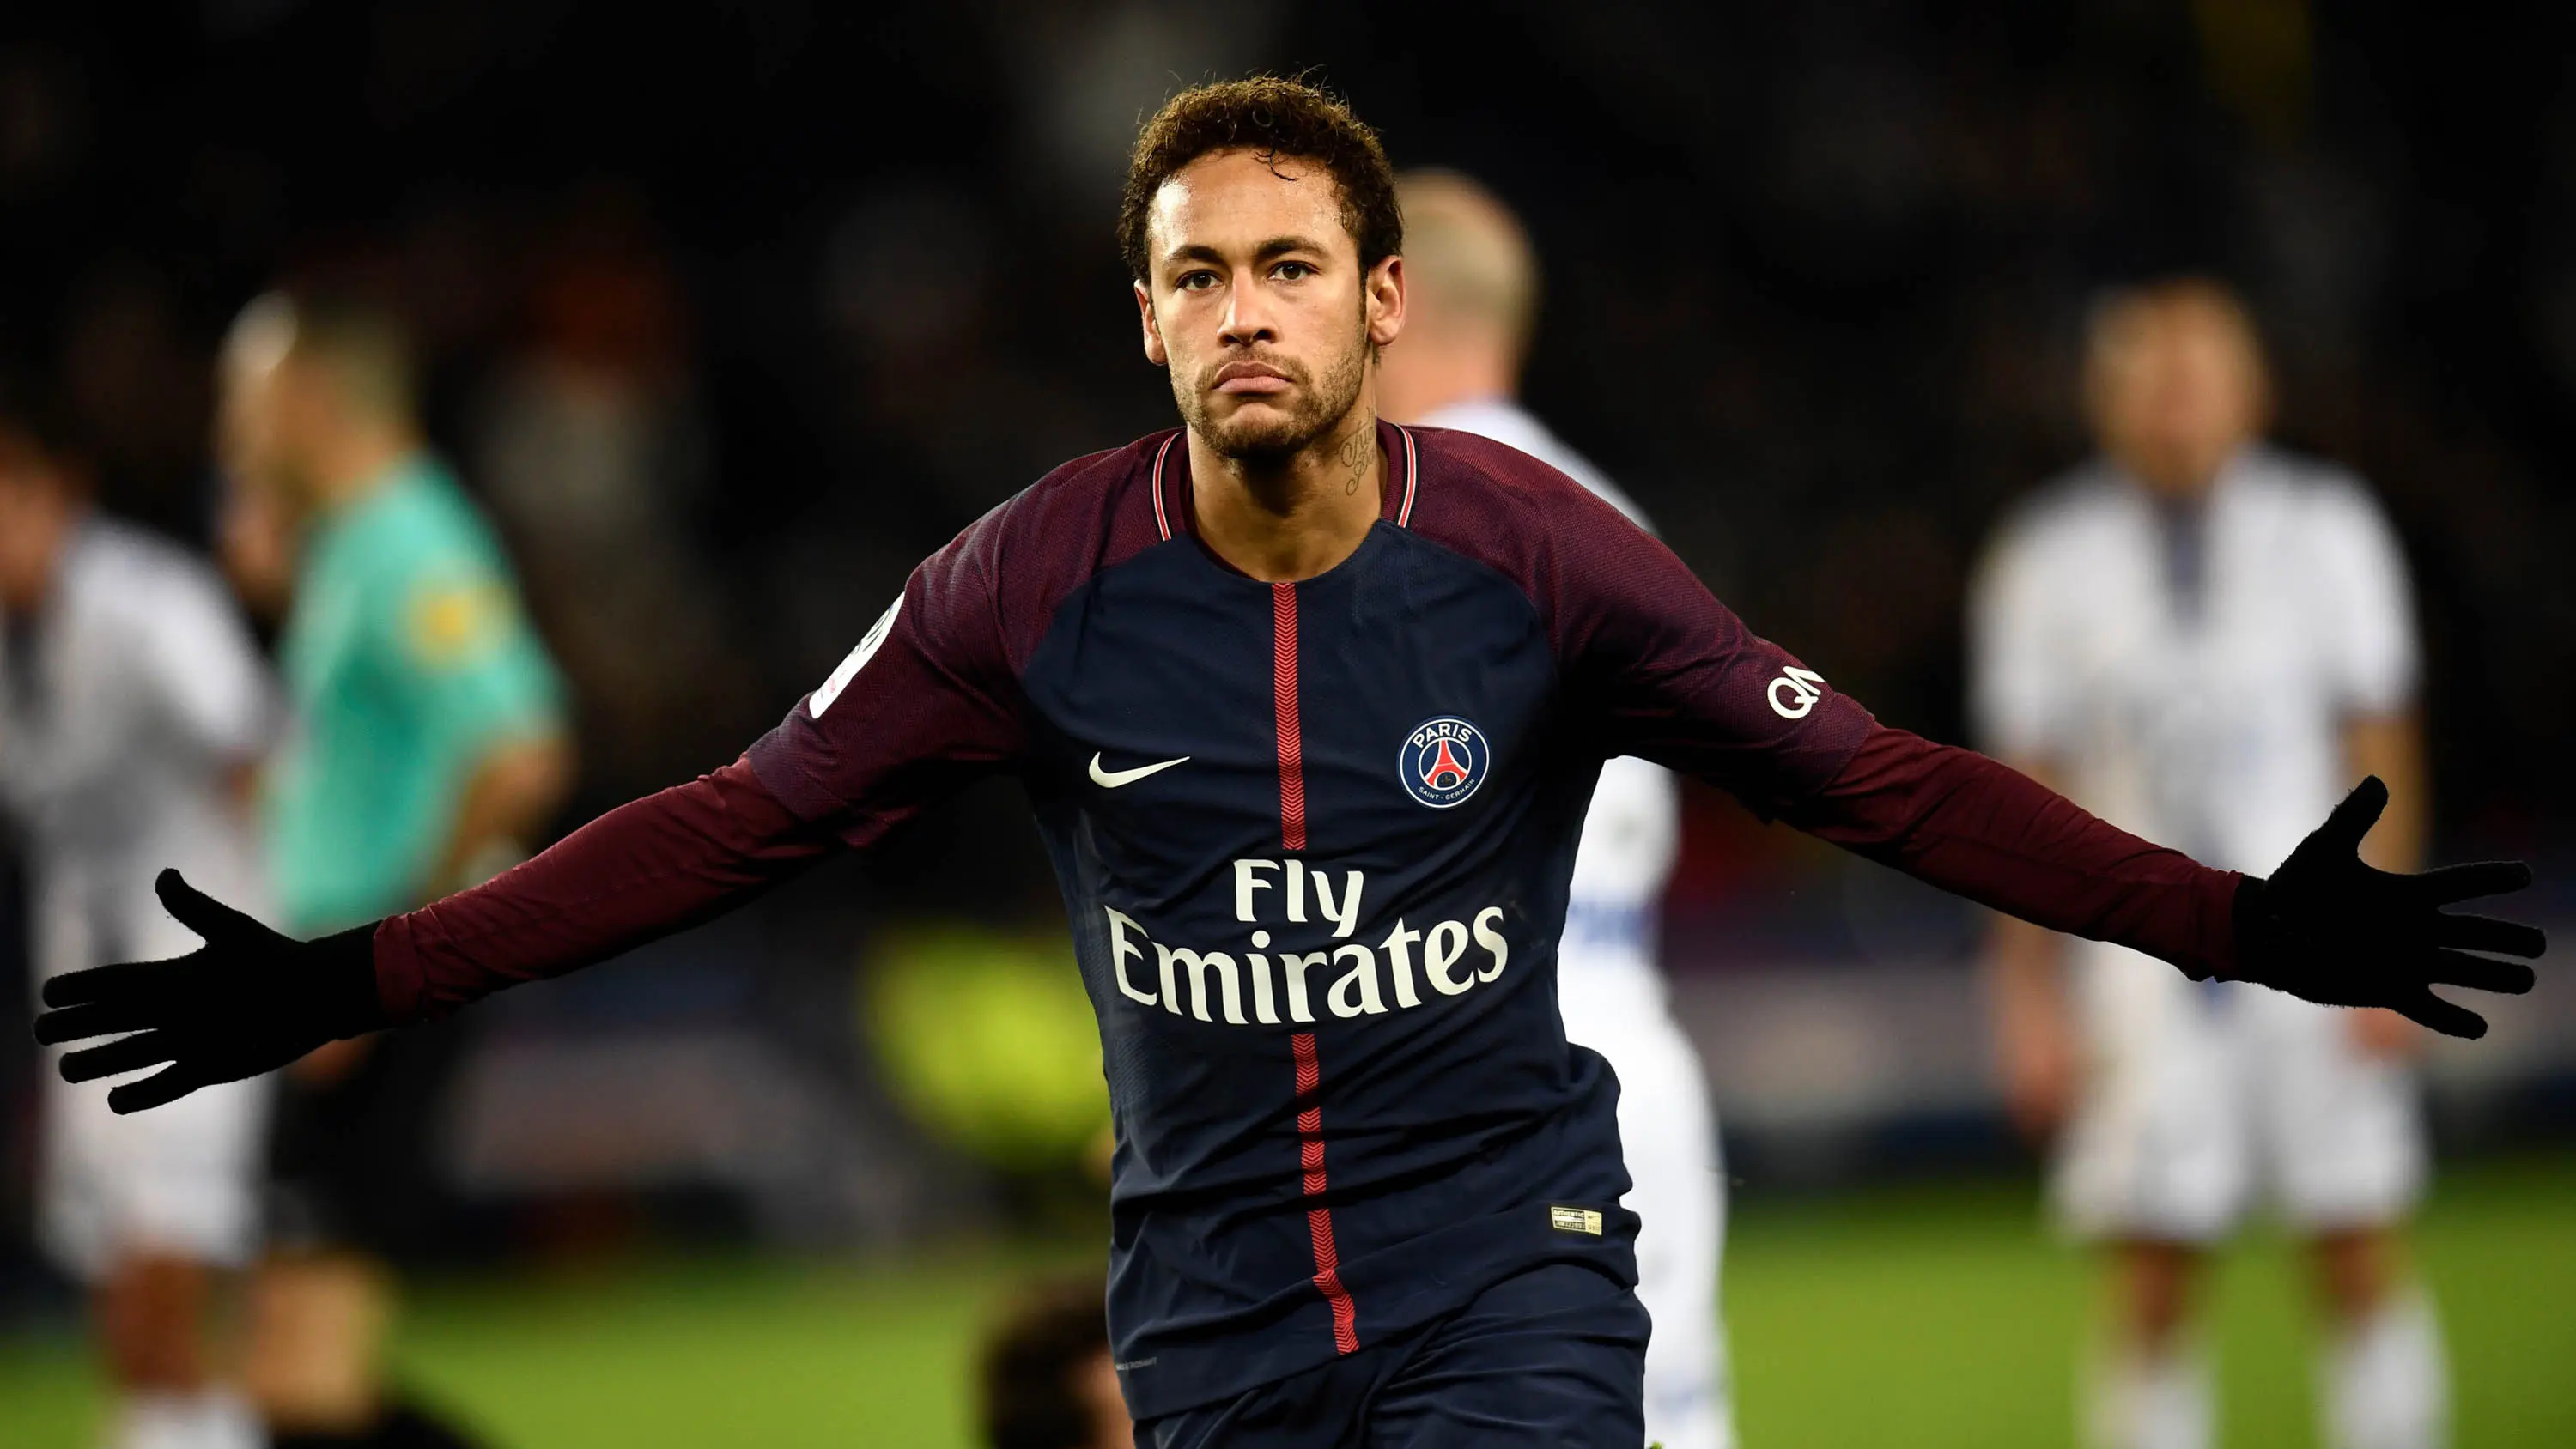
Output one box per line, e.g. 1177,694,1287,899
746,509,1035,830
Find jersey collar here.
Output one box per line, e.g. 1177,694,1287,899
1150,420,1419,544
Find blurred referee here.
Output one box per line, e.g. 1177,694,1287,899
216,293,572,1449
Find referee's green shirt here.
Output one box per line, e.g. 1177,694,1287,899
264,453,565,935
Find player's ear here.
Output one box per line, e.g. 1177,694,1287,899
1365,255,1406,350
1135,281,1169,367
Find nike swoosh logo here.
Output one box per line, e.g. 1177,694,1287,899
1089,752,1190,789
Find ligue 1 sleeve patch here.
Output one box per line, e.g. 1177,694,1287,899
811,594,902,719
405,579,510,668
1399,716,1489,808
1548,1205,1604,1236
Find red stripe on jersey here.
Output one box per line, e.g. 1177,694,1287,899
1291,1030,1358,1355
1271,582,1307,852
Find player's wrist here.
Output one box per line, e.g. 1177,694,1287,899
2215,872,2274,985
301,922,392,1039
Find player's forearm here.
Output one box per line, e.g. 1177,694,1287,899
1981,754,2073,1009
1786,724,2240,979
372,756,840,1022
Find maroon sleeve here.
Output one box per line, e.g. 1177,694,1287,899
1785,724,2243,978
746,441,1167,831
371,528,1028,1021
1407,428,1874,815
1544,518,1875,815
367,445,1168,1022
1411,428,2239,978
374,757,838,1021
744,513,1028,837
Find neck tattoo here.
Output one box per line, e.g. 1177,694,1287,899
1337,421,1373,495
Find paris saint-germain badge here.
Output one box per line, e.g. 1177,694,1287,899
1399,716,1490,809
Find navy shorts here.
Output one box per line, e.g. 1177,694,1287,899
1138,1263,1649,1449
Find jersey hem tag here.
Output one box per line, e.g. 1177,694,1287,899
1548,1205,1603,1236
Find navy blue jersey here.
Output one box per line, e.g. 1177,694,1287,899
379,422,2244,1420
745,424,1871,1416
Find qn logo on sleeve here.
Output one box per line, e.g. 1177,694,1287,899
811,595,902,718
1399,717,1489,809
1767,666,1827,720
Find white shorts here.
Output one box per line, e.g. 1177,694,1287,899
1561,966,1733,1449
2055,945,2425,1243
32,865,273,1281
39,1059,270,1279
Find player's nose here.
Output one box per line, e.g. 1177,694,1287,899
1218,275,1276,344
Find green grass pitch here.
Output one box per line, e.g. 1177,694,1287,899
3,1157,2568,1446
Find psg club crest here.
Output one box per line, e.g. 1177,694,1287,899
1399,716,1490,809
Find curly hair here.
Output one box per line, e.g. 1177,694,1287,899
979,1276,1111,1449
1117,76,1402,283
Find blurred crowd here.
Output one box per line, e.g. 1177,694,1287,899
6,3,2576,851
1,0,2571,1276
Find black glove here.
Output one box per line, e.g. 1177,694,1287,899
2227,777,2545,1039
32,869,388,1113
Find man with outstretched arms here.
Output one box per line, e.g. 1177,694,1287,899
1377,168,1732,1449
0,397,276,1449
38,82,2543,1448
1977,280,2459,1449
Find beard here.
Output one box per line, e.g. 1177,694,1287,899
1174,324,1371,464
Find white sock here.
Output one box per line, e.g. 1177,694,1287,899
2087,1342,2213,1449
111,1390,262,1449
2323,1292,2449,1449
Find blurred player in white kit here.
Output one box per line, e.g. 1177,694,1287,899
1378,170,1734,1449
1974,279,2445,1449
0,394,278,1449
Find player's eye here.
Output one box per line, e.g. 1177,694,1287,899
1176,270,1219,293
1273,261,1315,282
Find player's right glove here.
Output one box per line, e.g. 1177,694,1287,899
30,869,387,1113
2224,776,2545,1039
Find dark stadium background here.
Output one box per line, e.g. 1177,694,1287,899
2,3,2572,1445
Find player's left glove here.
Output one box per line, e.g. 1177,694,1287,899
2224,777,2545,1039
31,869,387,1113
